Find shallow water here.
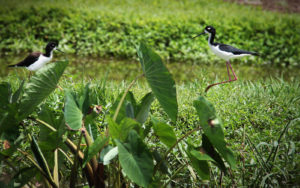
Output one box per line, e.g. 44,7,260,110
1,55,299,82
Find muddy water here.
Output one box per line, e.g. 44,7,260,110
1,55,299,82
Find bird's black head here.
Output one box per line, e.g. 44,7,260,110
193,25,216,39
204,26,216,34
45,41,58,52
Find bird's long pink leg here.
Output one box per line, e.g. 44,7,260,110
205,61,238,92
226,61,231,81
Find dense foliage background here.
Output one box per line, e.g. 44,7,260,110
0,0,300,66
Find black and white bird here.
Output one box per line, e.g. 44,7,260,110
8,42,63,71
193,26,258,92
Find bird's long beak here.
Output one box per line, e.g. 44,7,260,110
55,48,64,53
192,32,205,39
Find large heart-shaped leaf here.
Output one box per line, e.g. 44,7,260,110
19,61,68,118
116,130,154,187
137,42,178,122
64,90,83,130
193,96,236,169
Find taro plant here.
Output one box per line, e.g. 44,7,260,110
0,61,68,187
57,42,237,187
0,43,237,187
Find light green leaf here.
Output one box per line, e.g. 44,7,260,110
19,61,68,118
116,130,154,187
152,118,177,148
64,90,83,130
137,42,178,122
103,146,118,165
193,96,236,169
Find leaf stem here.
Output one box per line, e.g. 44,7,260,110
153,127,201,175
162,164,186,188
112,73,144,122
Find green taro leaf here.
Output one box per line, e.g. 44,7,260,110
202,134,226,172
152,118,177,148
136,92,155,124
11,80,25,104
116,130,154,187
193,96,236,169
0,82,11,109
137,42,178,122
64,90,83,130
83,136,108,167
19,61,68,118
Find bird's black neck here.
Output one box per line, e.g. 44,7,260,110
208,32,216,46
44,49,52,57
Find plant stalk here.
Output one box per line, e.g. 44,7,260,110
153,127,201,175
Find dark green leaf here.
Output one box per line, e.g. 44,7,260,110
202,134,226,172
193,96,236,169
0,82,11,109
137,42,178,122
136,92,155,124
12,167,37,188
31,136,53,180
116,130,154,187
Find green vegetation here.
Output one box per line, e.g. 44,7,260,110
1,0,300,187
1,43,299,187
0,0,300,66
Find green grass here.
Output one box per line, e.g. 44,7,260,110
2,73,300,186
0,0,300,66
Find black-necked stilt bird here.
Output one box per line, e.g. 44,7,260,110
8,42,63,71
193,26,258,92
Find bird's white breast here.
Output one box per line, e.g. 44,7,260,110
209,44,232,61
27,53,52,71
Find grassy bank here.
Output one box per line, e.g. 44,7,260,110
0,0,300,66
2,72,300,186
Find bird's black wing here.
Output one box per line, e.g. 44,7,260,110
217,43,258,55
10,52,42,67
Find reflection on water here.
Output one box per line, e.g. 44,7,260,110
1,55,299,82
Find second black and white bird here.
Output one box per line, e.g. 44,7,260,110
8,42,63,71
193,26,259,92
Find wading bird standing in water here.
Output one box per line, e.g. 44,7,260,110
8,41,63,72
193,26,258,92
